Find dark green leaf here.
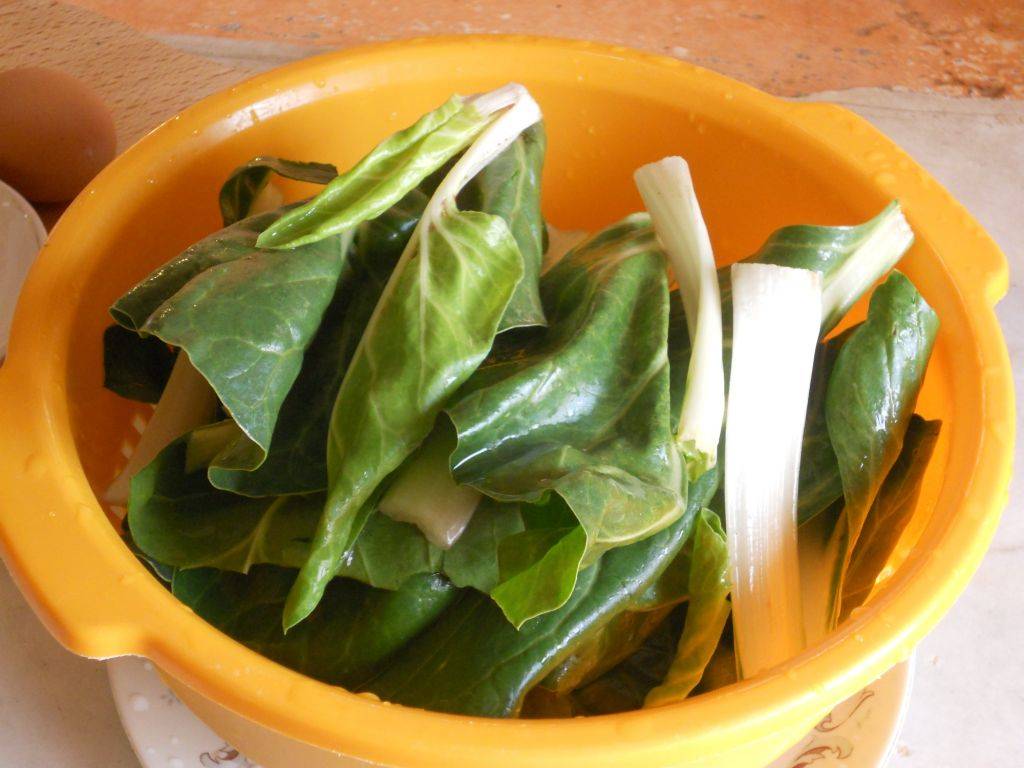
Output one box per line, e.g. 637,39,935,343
818,271,938,630
490,498,587,627
459,124,547,330
122,525,176,583
173,567,456,688
111,208,353,465
441,498,527,591
219,157,337,226
567,606,686,716
743,201,908,333
667,290,689,429
102,324,177,403
337,513,444,590
128,436,441,590
363,468,717,717
796,328,854,525
128,436,322,572
538,605,674,695
445,216,684,623
645,508,731,706
256,96,490,249
207,187,431,496
285,210,525,629
841,415,940,616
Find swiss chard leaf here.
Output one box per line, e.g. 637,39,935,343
811,271,938,634
708,206,908,518
284,210,525,629
458,124,547,330
363,468,717,717
173,567,456,688
128,436,441,589
566,607,685,716
440,498,527,591
489,498,588,627
796,329,854,525
111,208,353,467
743,201,910,334
538,605,675,696
841,415,940,616
445,216,685,626
102,324,178,404
336,512,444,590
644,508,731,706
206,186,432,496
256,96,491,249
219,157,337,226
122,524,176,583
128,436,321,572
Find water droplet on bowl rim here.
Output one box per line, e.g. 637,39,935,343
23,453,46,480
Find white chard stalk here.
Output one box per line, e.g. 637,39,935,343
427,84,541,222
634,157,725,479
820,202,913,333
725,263,822,678
379,427,482,549
104,353,219,506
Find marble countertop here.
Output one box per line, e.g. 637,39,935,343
0,8,1021,766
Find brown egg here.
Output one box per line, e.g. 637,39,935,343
0,67,117,203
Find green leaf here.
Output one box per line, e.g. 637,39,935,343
284,210,525,629
122,525,176,583
490,499,588,627
111,208,353,465
363,468,717,717
796,328,854,525
128,437,322,572
841,415,940,616
444,216,684,622
538,605,675,696
377,420,483,548
336,512,444,590
256,96,490,249
644,508,731,706
128,436,441,590
207,186,432,496
440,498,527,591
745,201,911,334
565,607,685,716
458,124,547,330
102,324,177,404
173,567,456,688
667,290,689,429
635,545,692,610
219,157,337,226
811,272,938,635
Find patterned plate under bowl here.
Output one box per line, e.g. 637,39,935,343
108,655,913,768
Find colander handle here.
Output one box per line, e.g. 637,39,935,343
0,364,161,659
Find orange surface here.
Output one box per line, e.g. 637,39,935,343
67,0,1023,97
0,37,1012,768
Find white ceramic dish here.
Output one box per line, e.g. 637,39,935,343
109,655,913,768
0,179,47,360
